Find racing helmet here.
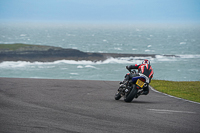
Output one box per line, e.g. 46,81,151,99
142,59,150,65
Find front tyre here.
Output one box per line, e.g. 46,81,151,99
115,92,121,100
124,85,138,102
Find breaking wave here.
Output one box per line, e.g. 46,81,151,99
177,54,200,59
0,54,199,68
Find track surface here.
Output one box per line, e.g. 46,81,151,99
0,78,200,133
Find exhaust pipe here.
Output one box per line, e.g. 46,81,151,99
143,83,147,88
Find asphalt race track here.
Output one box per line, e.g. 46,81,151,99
0,78,200,133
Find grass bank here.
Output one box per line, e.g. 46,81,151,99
0,43,36,50
150,80,200,103
0,43,54,51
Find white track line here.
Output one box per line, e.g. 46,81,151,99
149,86,200,105
147,109,196,114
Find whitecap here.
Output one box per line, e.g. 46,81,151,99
114,47,122,50
155,55,177,61
178,54,200,59
85,65,96,68
0,61,31,68
72,47,78,49
53,60,94,65
99,57,151,64
0,56,158,69
70,73,79,75
20,34,26,36
30,77,46,79
180,42,186,45
77,65,83,68
145,50,150,52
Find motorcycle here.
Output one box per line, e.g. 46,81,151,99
115,67,149,102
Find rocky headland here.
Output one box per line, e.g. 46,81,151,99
0,43,176,62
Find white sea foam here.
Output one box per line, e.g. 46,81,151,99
77,65,83,68
53,60,94,64
20,34,27,36
0,61,31,68
178,54,200,59
70,73,79,75
145,49,151,52
155,55,177,61
180,42,186,45
0,57,147,68
156,54,200,59
114,47,122,50
85,65,96,68
0,54,199,69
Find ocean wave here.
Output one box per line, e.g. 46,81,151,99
155,55,177,61
0,61,32,68
0,57,148,68
85,65,96,68
156,54,200,59
177,54,200,59
0,54,199,68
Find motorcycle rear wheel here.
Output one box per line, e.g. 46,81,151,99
124,85,138,102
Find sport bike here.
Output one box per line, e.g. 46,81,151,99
114,68,149,102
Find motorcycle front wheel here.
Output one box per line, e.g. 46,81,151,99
114,92,121,100
124,85,138,102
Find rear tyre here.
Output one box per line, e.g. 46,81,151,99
124,85,138,102
115,92,121,100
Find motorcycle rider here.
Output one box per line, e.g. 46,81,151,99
120,59,154,96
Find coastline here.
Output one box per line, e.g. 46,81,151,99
0,43,177,62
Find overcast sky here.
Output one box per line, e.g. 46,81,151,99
0,0,200,24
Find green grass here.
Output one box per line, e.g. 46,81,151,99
0,43,50,51
0,43,34,50
150,80,200,103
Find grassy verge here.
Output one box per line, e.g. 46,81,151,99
150,80,200,103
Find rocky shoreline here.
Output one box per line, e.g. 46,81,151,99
0,44,176,62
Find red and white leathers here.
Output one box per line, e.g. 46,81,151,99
128,63,154,80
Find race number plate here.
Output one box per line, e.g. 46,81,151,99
136,79,145,88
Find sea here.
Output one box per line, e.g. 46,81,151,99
0,23,200,81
